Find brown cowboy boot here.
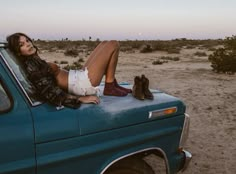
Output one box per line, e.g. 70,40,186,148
132,76,144,100
141,74,154,100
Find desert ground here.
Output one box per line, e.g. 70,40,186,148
38,40,236,174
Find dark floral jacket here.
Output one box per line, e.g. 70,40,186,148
23,55,81,109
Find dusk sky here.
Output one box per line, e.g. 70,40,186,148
1,0,236,41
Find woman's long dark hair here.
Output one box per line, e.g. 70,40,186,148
6,32,38,60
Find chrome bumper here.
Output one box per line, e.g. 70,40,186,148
181,150,192,172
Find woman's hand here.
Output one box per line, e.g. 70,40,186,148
78,95,100,104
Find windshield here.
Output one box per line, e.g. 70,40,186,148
0,47,41,105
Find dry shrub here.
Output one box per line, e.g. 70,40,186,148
186,45,196,49
140,44,153,53
78,58,84,62
194,51,207,57
63,61,83,71
64,48,79,57
60,60,68,64
166,48,181,54
120,46,133,52
160,56,180,61
208,47,216,51
152,60,167,65
72,60,83,69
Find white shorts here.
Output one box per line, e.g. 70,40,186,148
68,68,100,96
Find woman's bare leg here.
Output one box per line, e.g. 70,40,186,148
84,40,119,86
83,41,108,68
84,40,130,96
50,41,119,92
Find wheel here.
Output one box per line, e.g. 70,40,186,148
104,157,155,174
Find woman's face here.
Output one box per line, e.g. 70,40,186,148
19,36,36,56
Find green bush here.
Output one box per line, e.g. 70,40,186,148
208,35,236,74
208,48,236,74
224,35,236,50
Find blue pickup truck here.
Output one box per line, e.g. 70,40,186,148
0,42,191,174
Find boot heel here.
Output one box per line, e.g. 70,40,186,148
142,75,154,100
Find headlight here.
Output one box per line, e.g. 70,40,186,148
179,113,190,148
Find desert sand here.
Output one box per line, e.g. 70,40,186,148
39,44,236,174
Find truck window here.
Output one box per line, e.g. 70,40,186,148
0,82,12,113
0,48,39,105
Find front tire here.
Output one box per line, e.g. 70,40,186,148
104,157,155,174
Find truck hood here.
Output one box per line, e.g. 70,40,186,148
78,86,186,135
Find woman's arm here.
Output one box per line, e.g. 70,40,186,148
47,62,60,76
47,62,69,91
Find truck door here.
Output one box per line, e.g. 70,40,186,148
0,62,36,173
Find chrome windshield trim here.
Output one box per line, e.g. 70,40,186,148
100,147,170,174
0,51,41,106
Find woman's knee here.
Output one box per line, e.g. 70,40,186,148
100,41,108,45
108,40,120,51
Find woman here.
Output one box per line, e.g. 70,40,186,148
7,33,131,108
